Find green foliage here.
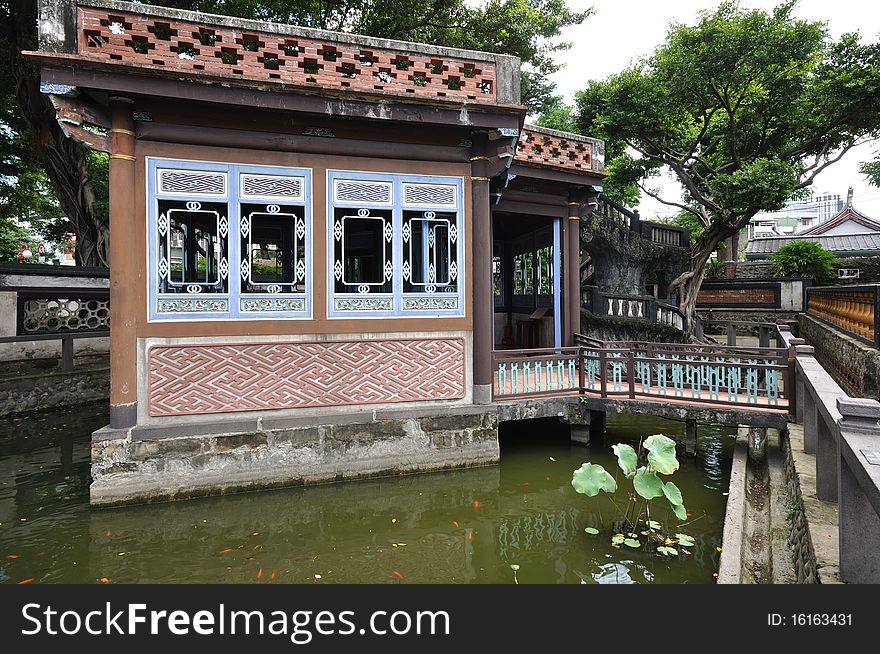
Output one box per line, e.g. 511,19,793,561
573,0,880,300
633,467,664,499
571,434,691,556
644,434,679,475
862,158,880,187
611,443,637,477
769,240,837,283
535,95,576,132
571,462,617,497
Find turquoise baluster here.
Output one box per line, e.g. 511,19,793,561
766,367,779,406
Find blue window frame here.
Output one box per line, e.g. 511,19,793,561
147,157,312,321
327,170,465,318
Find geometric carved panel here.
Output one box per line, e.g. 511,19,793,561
148,337,466,416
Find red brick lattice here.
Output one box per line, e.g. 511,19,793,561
515,128,592,171
78,7,497,103
147,337,467,416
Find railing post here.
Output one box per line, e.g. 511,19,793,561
578,347,585,395
599,349,607,398
647,297,658,323
837,397,880,583
61,335,74,372
626,347,635,399
758,325,770,348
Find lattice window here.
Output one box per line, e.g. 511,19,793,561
240,203,306,294
157,199,229,295
328,171,464,316
150,159,311,319
157,168,226,196
402,211,458,294
333,179,393,205
333,208,394,295
402,182,458,207
240,173,304,200
20,297,109,334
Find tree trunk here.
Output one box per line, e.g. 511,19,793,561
672,229,725,339
10,0,109,268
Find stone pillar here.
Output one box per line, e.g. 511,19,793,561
723,232,739,278
837,397,880,583
802,389,818,454
566,194,581,346
685,419,697,455
108,97,138,429
471,151,493,405
589,410,606,442
816,414,838,502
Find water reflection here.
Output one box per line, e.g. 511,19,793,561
0,405,732,584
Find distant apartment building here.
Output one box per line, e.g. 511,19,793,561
747,191,844,240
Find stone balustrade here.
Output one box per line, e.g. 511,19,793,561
807,284,879,346
781,323,880,583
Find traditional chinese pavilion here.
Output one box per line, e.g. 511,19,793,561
30,0,606,504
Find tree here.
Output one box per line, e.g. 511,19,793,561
1,1,589,266
769,240,836,283
862,158,880,186
574,1,880,333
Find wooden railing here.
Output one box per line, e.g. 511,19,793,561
492,335,791,410
806,285,879,347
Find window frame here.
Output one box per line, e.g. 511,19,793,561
147,157,312,321
327,170,465,318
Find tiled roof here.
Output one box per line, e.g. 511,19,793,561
745,232,880,257
800,206,880,235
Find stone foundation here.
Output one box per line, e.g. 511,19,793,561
782,423,840,583
90,407,500,506
0,365,110,417
798,314,880,398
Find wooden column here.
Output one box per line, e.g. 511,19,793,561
108,97,138,428
566,196,581,346
471,150,493,404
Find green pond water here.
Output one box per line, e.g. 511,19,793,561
0,404,733,584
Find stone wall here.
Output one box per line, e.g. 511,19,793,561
798,314,880,398
735,261,773,279
90,408,499,505
580,310,686,343
782,429,818,583
0,365,110,417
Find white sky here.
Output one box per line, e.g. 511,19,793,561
548,0,880,219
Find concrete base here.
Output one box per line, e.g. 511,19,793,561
570,425,590,445
90,407,499,506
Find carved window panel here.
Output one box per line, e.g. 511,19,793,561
157,168,226,197
402,211,457,294
157,199,229,294
333,208,394,295
402,182,458,208
149,158,311,321
328,171,464,317
333,179,393,205
239,203,306,294
240,173,305,201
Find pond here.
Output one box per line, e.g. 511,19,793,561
0,405,733,584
